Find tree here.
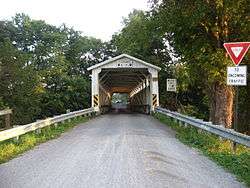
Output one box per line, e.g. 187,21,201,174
0,39,41,124
0,13,113,123
112,10,173,106
151,0,249,128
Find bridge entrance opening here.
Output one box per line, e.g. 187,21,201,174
87,54,161,114
111,93,129,113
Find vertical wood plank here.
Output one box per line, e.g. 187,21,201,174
5,114,11,129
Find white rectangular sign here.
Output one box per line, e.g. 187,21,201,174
227,66,247,86
167,79,177,92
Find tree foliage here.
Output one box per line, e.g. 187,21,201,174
149,0,250,128
112,1,249,131
0,14,110,124
112,10,173,106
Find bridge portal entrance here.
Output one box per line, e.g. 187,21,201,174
87,54,161,113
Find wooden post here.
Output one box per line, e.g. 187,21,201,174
0,109,12,129
5,113,11,129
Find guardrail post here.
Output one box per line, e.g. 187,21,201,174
35,128,41,134
204,122,212,134
66,109,71,122
54,123,58,128
13,135,19,142
184,122,188,128
169,116,172,121
13,125,19,142
196,119,204,133
174,118,178,123
232,142,237,153
179,120,183,126
217,125,224,141
35,120,41,134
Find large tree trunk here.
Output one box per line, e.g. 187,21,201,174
208,82,234,128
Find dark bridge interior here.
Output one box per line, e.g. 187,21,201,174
98,68,151,114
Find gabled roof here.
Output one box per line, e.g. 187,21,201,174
87,54,161,71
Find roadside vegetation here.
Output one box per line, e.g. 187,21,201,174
0,14,117,126
0,117,88,164
153,112,250,187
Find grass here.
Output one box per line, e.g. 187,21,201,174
153,112,250,187
0,116,89,164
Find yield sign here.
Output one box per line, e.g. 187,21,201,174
223,42,250,66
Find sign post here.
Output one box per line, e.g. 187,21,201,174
224,42,250,152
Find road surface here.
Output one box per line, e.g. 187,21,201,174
0,114,245,188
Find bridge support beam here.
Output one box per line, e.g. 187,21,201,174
149,68,159,111
91,69,101,111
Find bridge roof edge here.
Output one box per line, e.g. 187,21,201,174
87,54,161,71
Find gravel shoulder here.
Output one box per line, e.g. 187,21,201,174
0,114,245,188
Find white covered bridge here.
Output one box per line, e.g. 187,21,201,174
87,54,161,114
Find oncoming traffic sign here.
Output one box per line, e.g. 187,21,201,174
227,66,247,86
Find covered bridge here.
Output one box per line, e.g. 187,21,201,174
87,54,161,113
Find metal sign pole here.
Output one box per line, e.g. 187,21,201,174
234,86,238,132
233,86,239,152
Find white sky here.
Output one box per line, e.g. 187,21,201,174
0,0,149,41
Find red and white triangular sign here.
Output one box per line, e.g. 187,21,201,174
223,42,250,66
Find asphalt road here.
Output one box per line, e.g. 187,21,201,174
0,114,245,188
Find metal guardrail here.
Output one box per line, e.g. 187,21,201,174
0,108,95,142
155,107,250,148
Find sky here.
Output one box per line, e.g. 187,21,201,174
0,0,149,41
